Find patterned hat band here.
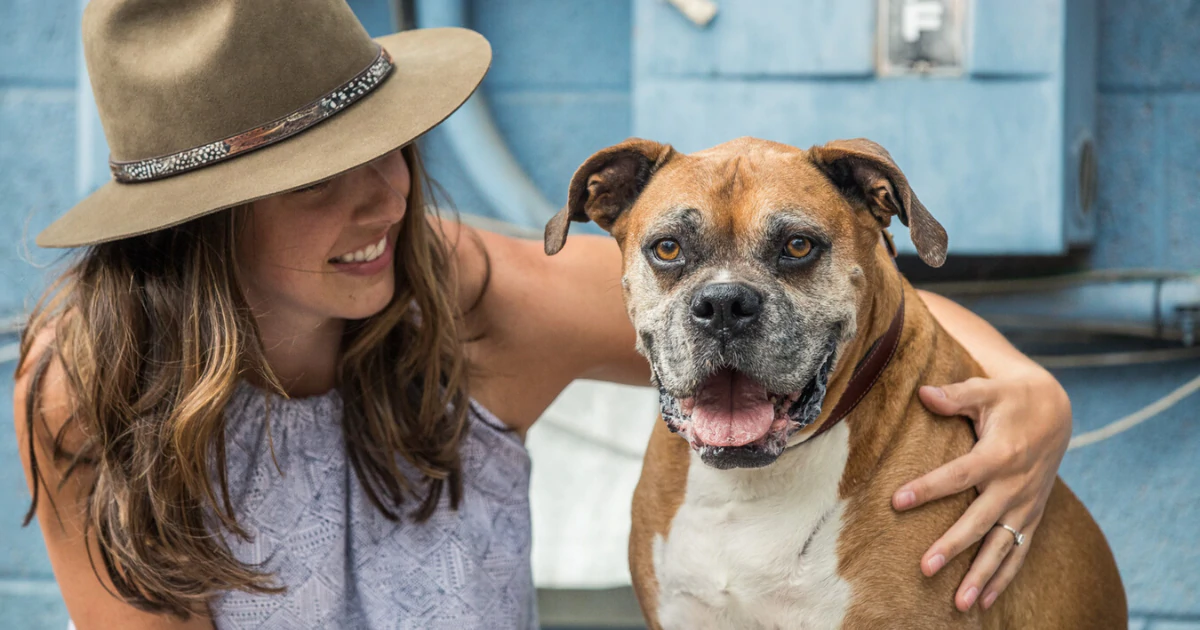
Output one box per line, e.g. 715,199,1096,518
109,46,395,184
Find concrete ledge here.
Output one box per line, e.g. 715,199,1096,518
537,587,645,628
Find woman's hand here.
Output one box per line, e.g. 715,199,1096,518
891,369,1071,612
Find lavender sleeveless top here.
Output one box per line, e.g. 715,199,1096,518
208,382,537,629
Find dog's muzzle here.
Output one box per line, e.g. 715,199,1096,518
657,338,837,469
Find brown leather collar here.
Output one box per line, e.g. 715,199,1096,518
804,280,906,443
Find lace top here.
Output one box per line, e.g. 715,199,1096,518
207,382,536,629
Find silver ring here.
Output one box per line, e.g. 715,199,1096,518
997,523,1025,546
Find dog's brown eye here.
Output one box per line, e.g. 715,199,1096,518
784,236,813,259
654,239,682,262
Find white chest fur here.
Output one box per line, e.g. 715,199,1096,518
652,422,853,630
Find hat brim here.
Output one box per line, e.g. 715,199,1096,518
37,27,491,248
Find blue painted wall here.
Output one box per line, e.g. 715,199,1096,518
0,0,78,623
437,0,1200,270
1091,0,1200,271
1,0,1198,627
0,0,78,322
419,0,632,228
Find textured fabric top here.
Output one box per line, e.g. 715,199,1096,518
207,382,536,629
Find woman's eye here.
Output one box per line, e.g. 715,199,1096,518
653,239,682,262
783,236,813,259
294,180,330,195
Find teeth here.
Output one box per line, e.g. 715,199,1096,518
334,235,388,264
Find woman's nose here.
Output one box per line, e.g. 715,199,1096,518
354,162,408,223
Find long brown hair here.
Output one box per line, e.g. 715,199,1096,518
17,143,477,617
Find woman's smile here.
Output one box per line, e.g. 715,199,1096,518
329,228,397,276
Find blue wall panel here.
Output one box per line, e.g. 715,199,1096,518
1090,0,1200,271
419,127,494,218
0,0,79,622
631,0,1086,256
1097,0,1200,90
473,0,631,91
1060,0,1098,246
634,0,875,78
0,0,77,85
346,0,396,37
633,77,1062,255
1163,96,1200,262
487,91,631,208
0,89,76,317
1101,92,1200,272
456,0,634,214
1092,94,1167,270
971,0,1061,76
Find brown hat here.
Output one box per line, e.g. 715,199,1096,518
37,0,491,248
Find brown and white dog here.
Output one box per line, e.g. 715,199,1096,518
544,137,1126,629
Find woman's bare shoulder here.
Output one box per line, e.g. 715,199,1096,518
13,319,216,629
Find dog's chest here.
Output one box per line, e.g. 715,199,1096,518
652,423,853,630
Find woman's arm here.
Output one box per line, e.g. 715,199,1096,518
917,290,1056,380
13,329,215,630
897,290,1072,613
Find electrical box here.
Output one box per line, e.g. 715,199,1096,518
633,0,1097,256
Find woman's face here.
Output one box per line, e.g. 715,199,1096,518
238,149,411,327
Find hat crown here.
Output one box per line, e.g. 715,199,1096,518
84,0,380,162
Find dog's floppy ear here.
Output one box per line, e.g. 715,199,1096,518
544,138,676,255
809,138,948,267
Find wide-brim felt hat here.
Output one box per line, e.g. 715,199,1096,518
37,0,491,248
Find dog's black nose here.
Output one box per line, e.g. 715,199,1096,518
691,283,762,336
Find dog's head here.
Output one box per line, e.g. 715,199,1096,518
546,137,946,469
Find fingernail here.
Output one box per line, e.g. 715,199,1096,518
982,591,998,609
928,554,945,574
927,386,946,399
895,489,916,509
964,587,979,608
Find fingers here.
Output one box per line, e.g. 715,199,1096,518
980,510,1043,610
919,378,994,418
893,451,986,511
920,490,1007,578
954,522,1017,611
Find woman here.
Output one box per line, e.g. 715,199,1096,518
14,0,1071,627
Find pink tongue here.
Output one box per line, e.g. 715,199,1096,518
686,370,774,447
